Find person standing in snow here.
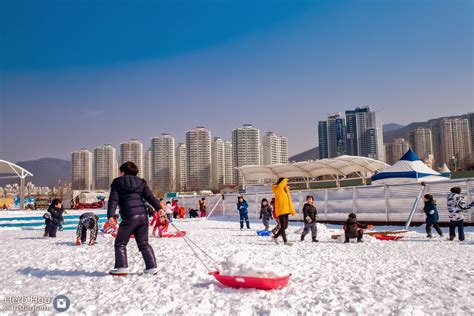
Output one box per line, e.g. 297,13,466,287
107,161,163,276
43,199,64,238
164,201,173,221
259,198,273,231
270,198,280,235
76,212,100,246
422,194,443,238
237,195,250,229
199,198,207,217
152,209,169,237
172,199,180,219
301,195,318,242
271,177,296,246
447,187,472,241
343,213,373,243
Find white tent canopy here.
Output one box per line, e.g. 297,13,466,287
0,160,33,209
371,149,445,184
237,156,389,185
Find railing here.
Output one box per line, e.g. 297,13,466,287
178,178,473,224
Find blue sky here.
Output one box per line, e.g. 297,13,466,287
0,0,472,162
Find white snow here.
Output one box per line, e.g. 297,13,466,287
0,216,473,315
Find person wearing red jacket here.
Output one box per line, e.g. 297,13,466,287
172,199,180,219
152,210,169,237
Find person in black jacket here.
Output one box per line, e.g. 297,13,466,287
301,196,318,242
43,199,64,238
343,213,371,243
107,162,163,276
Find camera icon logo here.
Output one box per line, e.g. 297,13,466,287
53,295,70,312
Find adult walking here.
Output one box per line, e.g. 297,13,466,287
107,162,163,276
271,177,296,246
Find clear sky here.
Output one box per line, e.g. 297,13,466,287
1,0,472,162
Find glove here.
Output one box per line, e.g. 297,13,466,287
305,216,312,223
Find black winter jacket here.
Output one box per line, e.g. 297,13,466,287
47,206,64,226
343,218,368,238
259,205,273,220
107,175,162,220
302,203,318,223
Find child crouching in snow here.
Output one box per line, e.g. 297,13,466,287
76,212,99,246
259,198,272,231
301,195,318,242
152,210,169,237
343,213,372,243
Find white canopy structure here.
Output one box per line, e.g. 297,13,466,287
237,156,390,188
0,160,33,209
371,149,445,185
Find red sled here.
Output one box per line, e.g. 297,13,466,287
373,234,403,241
208,271,291,290
161,231,187,238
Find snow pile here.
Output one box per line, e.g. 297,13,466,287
218,252,288,278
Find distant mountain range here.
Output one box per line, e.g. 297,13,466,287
0,158,71,187
289,114,470,162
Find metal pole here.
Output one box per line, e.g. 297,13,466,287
404,184,426,229
206,195,223,219
384,185,390,223
20,176,25,210
324,189,328,220
352,187,356,214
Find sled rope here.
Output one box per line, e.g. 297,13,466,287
170,222,219,272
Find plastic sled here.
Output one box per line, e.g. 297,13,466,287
256,230,271,236
209,271,291,290
373,234,403,241
161,231,187,238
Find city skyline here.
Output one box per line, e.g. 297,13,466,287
1,0,472,162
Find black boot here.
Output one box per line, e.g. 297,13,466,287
357,236,363,243
246,221,250,229
301,235,305,241
312,236,319,242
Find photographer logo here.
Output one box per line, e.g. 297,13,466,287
53,295,70,312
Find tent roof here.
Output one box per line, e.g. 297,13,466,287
440,163,451,173
0,160,33,179
371,150,444,184
237,156,389,181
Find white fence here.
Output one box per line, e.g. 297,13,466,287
177,178,474,224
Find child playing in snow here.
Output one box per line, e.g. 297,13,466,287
422,194,443,238
165,201,173,221
76,212,100,246
199,198,207,217
301,196,318,242
43,199,64,238
152,210,169,237
172,199,180,219
447,187,473,241
237,195,250,229
259,198,273,231
107,161,162,276
343,213,372,243
103,214,119,235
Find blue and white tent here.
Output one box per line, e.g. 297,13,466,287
371,149,446,184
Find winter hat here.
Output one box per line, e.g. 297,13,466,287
348,213,357,219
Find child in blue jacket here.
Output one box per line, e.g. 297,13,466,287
423,194,443,238
237,195,250,229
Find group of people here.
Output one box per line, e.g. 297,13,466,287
41,161,473,276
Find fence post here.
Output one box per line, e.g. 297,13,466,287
352,187,356,214
384,185,389,223
223,195,226,215
467,178,472,223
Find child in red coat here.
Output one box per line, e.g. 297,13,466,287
152,210,169,237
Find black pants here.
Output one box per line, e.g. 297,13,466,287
345,230,363,242
114,214,157,269
426,222,443,236
449,220,465,241
45,220,58,237
274,214,289,243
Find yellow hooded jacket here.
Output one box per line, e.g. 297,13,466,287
272,178,296,217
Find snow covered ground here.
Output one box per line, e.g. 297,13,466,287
0,215,473,315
